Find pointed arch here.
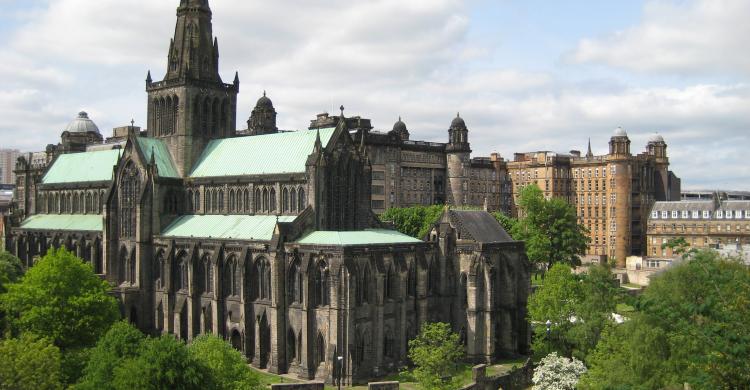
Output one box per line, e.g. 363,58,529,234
254,188,261,212
289,188,297,213
314,260,329,307
288,257,303,304
298,188,306,210
243,189,250,212
282,188,289,213
119,162,140,238
174,251,189,292
315,332,326,368
269,188,276,213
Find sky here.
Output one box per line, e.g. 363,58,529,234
0,0,748,190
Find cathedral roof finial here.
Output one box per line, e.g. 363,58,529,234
263,90,266,97
233,71,239,86
340,105,345,118
146,70,152,84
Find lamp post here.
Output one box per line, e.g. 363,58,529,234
545,320,552,353
337,356,344,390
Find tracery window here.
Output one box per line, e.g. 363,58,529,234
262,188,269,212
288,259,303,304
120,163,140,238
229,190,236,212
282,188,289,213
255,188,261,212
298,188,306,211
174,252,188,292
257,257,271,300
243,189,250,212
218,190,224,212
314,261,329,307
407,265,416,297
269,188,276,212
224,256,239,297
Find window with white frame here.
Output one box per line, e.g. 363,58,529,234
652,210,659,219
661,211,668,219
717,210,723,218
672,210,678,218
692,210,699,219
703,210,710,219
681,210,689,219
745,210,750,218
725,210,733,219
611,166,616,175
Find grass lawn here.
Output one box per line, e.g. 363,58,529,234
616,303,636,314
532,273,544,286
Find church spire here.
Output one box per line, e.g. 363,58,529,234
166,0,220,82
586,138,593,158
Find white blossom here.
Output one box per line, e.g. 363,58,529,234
532,352,587,390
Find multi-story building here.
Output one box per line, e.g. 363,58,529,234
647,196,750,258
0,149,21,186
5,0,530,384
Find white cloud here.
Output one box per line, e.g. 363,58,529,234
568,0,750,76
0,0,748,190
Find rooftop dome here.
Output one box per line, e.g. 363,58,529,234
64,111,100,134
255,91,273,109
612,126,627,137
392,116,407,133
648,133,664,143
451,113,466,128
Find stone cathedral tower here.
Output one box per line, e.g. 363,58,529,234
146,0,239,176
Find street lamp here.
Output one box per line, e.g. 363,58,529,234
337,356,344,390
545,320,552,353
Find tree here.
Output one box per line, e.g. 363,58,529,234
407,322,464,390
532,352,586,390
512,185,589,270
0,247,120,350
581,250,750,389
0,251,23,294
662,237,694,257
380,205,444,239
0,250,23,335
491,212,517,237
111,335,211,390
189,334,262,390
528,263,619,361
75,321,146,390
0,334,63,390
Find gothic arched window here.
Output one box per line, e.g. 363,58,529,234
298,188,306,211
257,257,271,300
262,188,269,212
407,264,416,297
194,190,200,212
154,253,164,290
282,188,289,213
218,190,224,212
385,265,396,300
174,252,188,292
359,265,371,304
119,163,140,238
288,259,303,304
315,333,326,367
254,188,261,212
314,261,329,307
243,189,250,212
224,256,238,298
290,188,297,212
186,190,193,212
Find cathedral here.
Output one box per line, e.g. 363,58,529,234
5,0,530,384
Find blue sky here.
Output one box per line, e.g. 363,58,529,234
0,0,748,190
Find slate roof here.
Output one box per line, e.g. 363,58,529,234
42,149,120,184
295,229,422,246
20,214,104,231
448,210,513,243
160,214,297,241
189,128,336,178
136,138,179,178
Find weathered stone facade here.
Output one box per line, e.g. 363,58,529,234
5,0,531,385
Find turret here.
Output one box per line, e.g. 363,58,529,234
446,114,471,206
246,91,278,136
608,127,631,156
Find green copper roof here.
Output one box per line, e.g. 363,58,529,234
160,214,297,241
20,214,104,231
42,149,120,184
136,138,179,178
295,229,422,246
189,128,336,178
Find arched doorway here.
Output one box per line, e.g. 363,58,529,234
231,329,242,352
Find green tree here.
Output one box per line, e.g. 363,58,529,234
528,263,619,361
532,352,586,390
0,251,23,294
112,335,211,390
189,334,262,390
407,322,464,390
661,237,694,257
491,212,517,237
75,321,146,390
512,185,589,271
0,250,23,336
0,334,63,390
380,205,445,239
581,250,750,389
0,247,120,350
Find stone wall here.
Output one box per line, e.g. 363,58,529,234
368,381,399,390
460,360,534,390
270,382,324,390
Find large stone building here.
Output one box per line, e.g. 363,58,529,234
352,120,680,266
647,195,750,258
5,0,530,384
0,149,21,186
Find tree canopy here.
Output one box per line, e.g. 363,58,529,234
0,334,63,390
0,251,23,294
188,335,262,390
407,322,464,390
532,352,586,390
380,205,444,239
511,185,589,269
75,321,146,390
528,263,620,361
580,250,750,389
0,247,120,351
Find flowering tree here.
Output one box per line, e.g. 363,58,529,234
532,352,586,390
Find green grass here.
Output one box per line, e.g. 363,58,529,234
616,303,636,314
532,273,544,286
